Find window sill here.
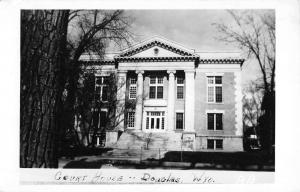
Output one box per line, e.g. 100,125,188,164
207,102,224,105
148,98,164,100
206,148,223,151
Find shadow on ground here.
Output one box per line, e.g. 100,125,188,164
61,150,274,171
163,150,274,164
60,147,113,159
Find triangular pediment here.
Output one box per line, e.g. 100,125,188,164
117,36,198,58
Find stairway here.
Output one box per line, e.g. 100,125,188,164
103,148,166,160
114,130,183,150
101,131,183,160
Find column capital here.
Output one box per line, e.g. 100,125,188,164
167,70,176,75
135,70,144,75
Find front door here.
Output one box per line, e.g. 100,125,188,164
145,111,165,132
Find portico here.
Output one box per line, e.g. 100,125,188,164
116,53,197,132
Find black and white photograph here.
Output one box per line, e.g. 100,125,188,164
18,9,276,182
1,0,300,190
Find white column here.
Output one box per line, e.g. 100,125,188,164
167,70,176,131
116,70,127,131
184,69,195,132
135,71,144,130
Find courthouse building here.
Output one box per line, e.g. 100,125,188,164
81,36,244,151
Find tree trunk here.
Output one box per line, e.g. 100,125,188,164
20,10,69,168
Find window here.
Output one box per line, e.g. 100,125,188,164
215,139,223,149
157,86,163,98
102,86,108,101
207,113,214,130
99,111,107,128
127,112,135,128
207,76,222,103
129,77,137,99
146,112,165,131
207,139,214,149
149,76,164,99
207,139,223,150
177,77,184,99
176,113,184,130
95,76,109,102
207,113,223,130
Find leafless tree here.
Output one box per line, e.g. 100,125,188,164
71,70,129,148
215,10,275,153
20,10,134,167
20,10,69,168
62,10,134,148
243,81,263,147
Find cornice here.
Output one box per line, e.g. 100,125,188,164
81,57,245,66
199,59,244,65
116,56,198,62
80,60,115,66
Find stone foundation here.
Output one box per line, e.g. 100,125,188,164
111,131,243,151
195,136,243,151
105,131,118,147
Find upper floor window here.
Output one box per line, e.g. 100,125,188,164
149,76,164,99
207,113,223,130
129,77,137,99
207,76,222,103
176,77,184,99
95,76,109,102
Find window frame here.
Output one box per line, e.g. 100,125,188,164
207,139,223,150
127,112,135,128
99,110,108,129
95,76,109,102
207,113,223,131
176,76,184,99
129,77,137,99
149,76,164,99
215,139,223,149
207,139,215,149
175,112,184,130
145,111,165,131
207,76,223,103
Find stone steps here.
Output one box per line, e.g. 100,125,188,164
115,131,182,150
103,148,168,160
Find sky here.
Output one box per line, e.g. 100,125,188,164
112,10,264,86
125,10,237,51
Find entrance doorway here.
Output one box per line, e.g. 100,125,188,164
145,111,165,132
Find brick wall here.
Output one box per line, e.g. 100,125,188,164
195,136,243,151
194,71,243,151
